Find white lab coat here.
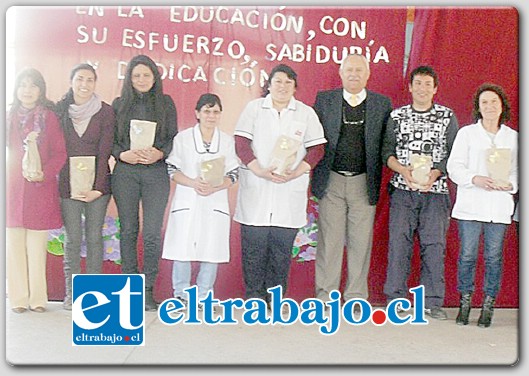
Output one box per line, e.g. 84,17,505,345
162,125,239,262
447,121,518,224
233,95,326,228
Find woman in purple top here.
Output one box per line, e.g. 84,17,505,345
6,68,67,313
55,63,116,310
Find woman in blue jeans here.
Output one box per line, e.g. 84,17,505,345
56,63,115,310
447,83,518,328
112,55,178,311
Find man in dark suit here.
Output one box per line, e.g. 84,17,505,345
312,53,392,303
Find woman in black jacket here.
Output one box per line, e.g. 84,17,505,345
112,55,178,311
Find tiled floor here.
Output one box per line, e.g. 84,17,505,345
4,301,519,366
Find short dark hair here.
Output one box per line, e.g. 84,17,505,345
268,64,298,87
262,64,298,96
472,83,511,124
410,65,438,87
195,93,222,112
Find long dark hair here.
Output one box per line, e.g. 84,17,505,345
114,55,168,140
9,67,55,113
55,63,98,126
7,68,55,147
472,83,511,125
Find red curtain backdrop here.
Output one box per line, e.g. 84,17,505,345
8,6,518,307
11,6,407,132
401,7,519,307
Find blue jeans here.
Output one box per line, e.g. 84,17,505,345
457,220,508,298
172,261,218,300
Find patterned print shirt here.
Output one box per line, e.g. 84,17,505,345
388,104,456,194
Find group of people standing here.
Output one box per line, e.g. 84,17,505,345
6,53,517,330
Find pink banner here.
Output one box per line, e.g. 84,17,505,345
12,6,407,131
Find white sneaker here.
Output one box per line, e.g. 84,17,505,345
425,307,448,320
174,296,188,310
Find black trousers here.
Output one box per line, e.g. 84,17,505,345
383,188,451,309
240,224,298,301
112,162,170,289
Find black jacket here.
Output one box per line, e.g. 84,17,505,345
311,88,392,205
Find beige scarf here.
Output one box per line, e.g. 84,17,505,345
68,93,102,137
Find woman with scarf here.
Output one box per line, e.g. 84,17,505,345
6,68,67,313
55,63,116,310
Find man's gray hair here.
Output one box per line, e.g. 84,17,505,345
339,53,370,71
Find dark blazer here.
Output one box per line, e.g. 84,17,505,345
311,88,392,205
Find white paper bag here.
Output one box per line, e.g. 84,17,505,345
268,135,302,176
70,156,96,198
486,148,511,189
200,156,225,187
130,120,157,150
22,131,43,181
410,154,432,190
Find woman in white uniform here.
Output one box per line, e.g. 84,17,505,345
234,64,326,305
447,83,518,328
162,94,239,308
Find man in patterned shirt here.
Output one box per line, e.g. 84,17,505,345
381,66,459,320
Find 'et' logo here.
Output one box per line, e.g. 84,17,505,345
72,274,145,346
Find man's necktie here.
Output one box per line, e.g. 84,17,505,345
348,94,358,107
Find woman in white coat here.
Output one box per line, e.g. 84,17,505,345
162,94,239,308
447,83,518,328
234,64,326,305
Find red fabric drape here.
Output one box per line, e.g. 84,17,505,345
408,7,518,130
17,6,517,307
404,7,519,307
